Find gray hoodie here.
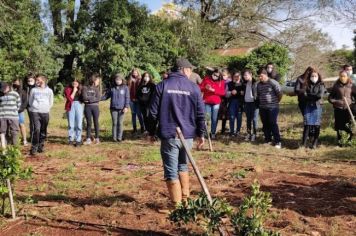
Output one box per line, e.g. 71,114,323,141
29,86,54,113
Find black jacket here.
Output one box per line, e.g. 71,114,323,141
305,81,325,107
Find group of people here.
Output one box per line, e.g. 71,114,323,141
0,61,355,157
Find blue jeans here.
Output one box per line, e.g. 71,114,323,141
130,101,144,130
259,107,280,143
111,109,125,141
244,102,259,135
205,104,220,135
228,99,242,134
161,138,193,180
67,101,83,142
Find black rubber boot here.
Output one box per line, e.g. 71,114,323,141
302,125,309,147
311,126,320,149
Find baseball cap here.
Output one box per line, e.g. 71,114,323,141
175,58,196,69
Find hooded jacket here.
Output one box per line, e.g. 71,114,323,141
147,72,206,139
200,76,226,105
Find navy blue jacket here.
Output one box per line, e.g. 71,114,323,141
147,72,206,139
101,85,130,110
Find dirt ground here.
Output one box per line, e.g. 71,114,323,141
0,101,355,236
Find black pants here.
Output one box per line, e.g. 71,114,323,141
139,104,150,132
84,105,100,139
27,109,34,140
31,112,49,149
259,107,281,143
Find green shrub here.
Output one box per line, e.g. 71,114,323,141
170,181,279,236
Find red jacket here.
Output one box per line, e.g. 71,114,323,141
200,76,226,105
64,86,82,111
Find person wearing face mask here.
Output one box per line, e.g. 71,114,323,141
200,69,226,139
256,68,283,149
343,65,356,85
265,62,281,82
12,79,28,146
0,82,21,145
82,73,101,145
328,70,356,146
302,70,325,149
28,74,54,155
226,71,244,137
218,69,231,135
24,73,36,140
64,79,83,147
137,72,156,133
102,73,129,142
147,58,205,212
127,68,144,134
243,69,259,141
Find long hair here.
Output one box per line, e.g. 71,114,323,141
88,73,100,86
112,73,126,86
140,72,155,86
339,70,352,84
302,66,314,81
242,69,255,83
306,69,323,86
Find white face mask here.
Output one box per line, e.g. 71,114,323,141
144,76,150,82
310,76,318,84
28,81,35,86
347,70,353,76
267,68,273,73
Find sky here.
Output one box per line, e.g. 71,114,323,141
138,0,354,49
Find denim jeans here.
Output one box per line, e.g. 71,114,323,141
259,107,280,143
111,109,125,141
67,101,83,142
244,102,258,135
228,99,242,134
129,101,144,130
205,104,220,135
160,138,193,180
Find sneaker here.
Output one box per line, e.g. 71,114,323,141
210,133,216,140
245,134,251,141
74,142,82,147
23,140,28,146
275,142,282,149
251,134,256,142
94,138,100,144
84,138,92,145
30,148,37,156
38,144,44,153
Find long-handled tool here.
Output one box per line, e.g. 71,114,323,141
0,134,16,219
176,127,227,236
344,96,356,127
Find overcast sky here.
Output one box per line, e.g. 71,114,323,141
138,0,354,49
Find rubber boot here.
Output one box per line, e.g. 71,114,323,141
179,172,190,204
302,125,309,147
158,180,182,214
311,126,320,149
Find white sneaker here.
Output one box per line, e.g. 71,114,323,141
84,138,92,145
275,142,282,149
245,134,251,141
251,134,256,142
94,138,100,144
23,140,28,146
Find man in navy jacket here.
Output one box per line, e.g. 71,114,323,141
147,58,205,210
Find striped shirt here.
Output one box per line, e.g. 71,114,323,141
0,91,21,119
256,79,282,109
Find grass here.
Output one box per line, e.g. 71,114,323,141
1,95,355,235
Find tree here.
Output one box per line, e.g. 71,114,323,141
326,48,354,74
79,0,181,82
46,0,91,83
174,0,326,47
0,0,60,82
276,22,334,79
